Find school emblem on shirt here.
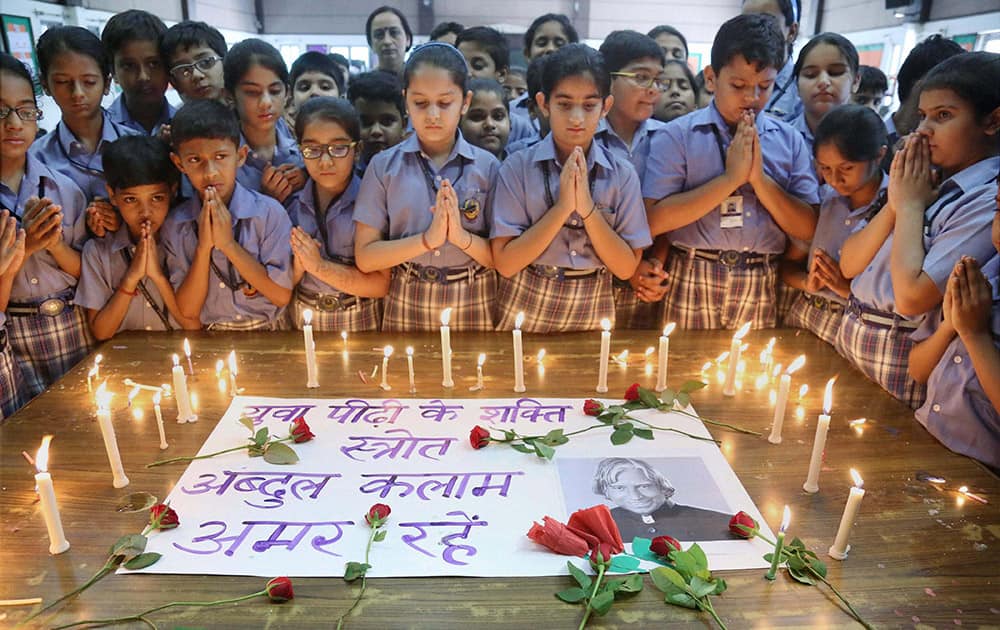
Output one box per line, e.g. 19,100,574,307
242,285,258,297
461,198,480,221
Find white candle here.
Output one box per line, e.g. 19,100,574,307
95,383,129,488
380,346,393,390
475,353,486,390
302,309,319,388
768,355,805,444
87,366,98,393
537,349,546,377
512,312,526,393
723,322,751,397
227,350,238,397
440,308,454,388
172,354,197,423
829,469,866,560
34,436,70,554
341,330,348,350
183,338,194,375
596,318,611,393
804,378,836,493
765,505,791,580
93,354,103,381
215,359,226,393
656,323,675,392
153,391,168,450
406,346,415,394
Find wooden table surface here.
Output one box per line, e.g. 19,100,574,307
2,329,998,629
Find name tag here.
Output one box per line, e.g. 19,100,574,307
641,514,655,524
720,196,744,229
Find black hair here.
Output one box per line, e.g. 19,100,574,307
347,71,405,117
710,14,785,75
295,96,361,142
402,43,468,92
365,6,413,51
430,21,465,42
223,38,288,94
741,0,799,56
456,26,510,72
508,65,526,78
467,77,507,108
523,14,579,58
159,21,227,65
0,53,38,100
918,51,1000,120
857,65,888,94
540,43,610,99
170,98,241,147
793,32,859,78
104,135,180,190
100,10,166,58
525,55,549,105
896,34,964,103
813,104,887,162
290,51,345,96
665,59,700,100
600,30,665,73
36,26,111,85
646,25,689,58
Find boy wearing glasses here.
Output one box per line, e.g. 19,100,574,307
102,10,175,136
160,21,228,104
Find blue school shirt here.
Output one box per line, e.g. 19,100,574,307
509,93,533,124
787,111,814,156
508,110,539,147
491,134,652,268
912,255,1000,468
107,94,176,136
765,58,802,121
236,118,305,196
160,182,293,326
74,227,178,331
1,154,88,302
594,117,665,182
642,101,819,254
850,156,1000,315
28,110,140,201
287,176,362,296
507,134,542,156
353,132,499,268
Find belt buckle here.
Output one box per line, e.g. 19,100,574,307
39,298,66,317
811,295,826,310
319,295,341,312
420,266,443,283
537,265,559,278
720,250,741,267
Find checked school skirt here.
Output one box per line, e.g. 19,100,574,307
1,331,27,420
290,293,382,332
495,266,614,333
784,292,845,348
382,264,496,332
8,301,93,399
613,279,664,330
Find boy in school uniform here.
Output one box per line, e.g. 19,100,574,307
643,13,819,330
347,71,407,175
0,211,27,420
505,56,549,156
160,21,228,104
161,100,293,330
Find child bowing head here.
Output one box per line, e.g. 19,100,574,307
790,32,860,152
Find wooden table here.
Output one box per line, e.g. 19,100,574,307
2,330,998,629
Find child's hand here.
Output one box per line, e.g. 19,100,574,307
574,148,595,219
290,226,325,274
207,187,235,251
0,211,26,277
261,164,294,203
279,164,307,193
197,191,215,251
940,274,956,334
86,199,120,237
812,248,851,298
889,135,936,217
144,224,167,283
629,258,669,302
157,124,172,145
22,196,63,256
558,151,577,214
949,256,992,339
124,226,149,288
725,116,753,187
747,117,765,188
805,254,825,294
441,180,468,248
424,197,449,251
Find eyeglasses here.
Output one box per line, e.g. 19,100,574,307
610,71,671,91
0,105,43,122
170,56,222,81
300,142,359,160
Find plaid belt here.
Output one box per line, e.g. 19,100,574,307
846,296,918,330
8,296,70,317
530,264,602,280
296,287,359,312
805,294,845,313
671,245,774,268
400,262,488,285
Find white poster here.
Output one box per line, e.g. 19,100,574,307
130,396,774,577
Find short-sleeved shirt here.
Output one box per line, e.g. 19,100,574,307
236,118,305,196
1,154,88,302
287,175,362,296
29,110,140,201
642,101,819,254
75,227,178,332
765,58,802,121
507,134,542,156
160,182,293,326
353,132,500,268
508,92,533,123
107,94,176,136
491,134,652,268
507,110,538,147
594,116,665,182
787,111,814,156
850,156,1000,315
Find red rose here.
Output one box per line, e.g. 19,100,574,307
650,535,682,557
729,511,758,539
527,516,591,557
589,541,615,570
289,417,315,443
148,503,179,530
566,505,624,555
469,425,491,450
583,399,603,416
265,576,294,602
624,383,641,401
365,503,391,526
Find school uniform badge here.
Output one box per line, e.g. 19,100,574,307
461,198,480,221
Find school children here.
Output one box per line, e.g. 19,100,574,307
429,21,465,46
347,71,407,174
503,65,528,103
506,56,550,156
509,14,579,134
0,211,27,420
286,51,345,130
75,136,200,339
653,60,699,124
647,25,688,62
162,99,293,330
365,6,413,77
160,20,228,104
787,33,860,154
643,14,819,330
288,97,388,331
460,79,511,160
354,43,499,332
2,52,92,398
741,0,802,121
853,65,888,113
838,52,999,408
491,44,651,333
101,10,174,136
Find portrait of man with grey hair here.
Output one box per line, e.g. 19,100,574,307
593,457,732,541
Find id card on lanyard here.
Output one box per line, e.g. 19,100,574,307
710,125,744,229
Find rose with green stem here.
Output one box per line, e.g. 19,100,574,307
147,416,314,467
336,504,390,629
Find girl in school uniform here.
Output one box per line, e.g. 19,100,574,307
782,105,887,347
491,44,652,333
288,97,389,331
1,52,91,398
224,39,306,205
0,210,27,420
838,52,1000,408
508,14,579,142
354,43,500,332
787,33,860,156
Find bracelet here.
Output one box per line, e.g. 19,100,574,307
421,232,432,251
118,286,138,297
581,202,598,221
460,234,473,251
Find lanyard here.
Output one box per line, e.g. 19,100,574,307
417,152,466,198
210,222,248,293
540,160,598,218
765,74,796,114
709,125,728,169
119,248,174,331
3,175,48,223
923,187,965,237
54,116,125,177
863,188,889,223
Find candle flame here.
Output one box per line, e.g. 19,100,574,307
740,343,749,353
958,485,969,493
780,505,791,532
515,311,525,329
850,468,864,489
88,366,98,378
700,361,712,373
717,351,730,364
759,349,769,363
645,346,655,357
96,381,113,411
215,359,224,376
303,309,313,326
733,321,751,341
406,346,414,357
663,322,676,337
786,355,806,375
615,349,629,365
773,363,783,377
537,349,547,363
441,307,453,326
94,354,103,366
755,374,768,390
798,384,809,399
600,318,611,332
183,338,191,357
823,377,836,414
477,353,486,366
341,330,348,340
228,351,237,376
766,337,776,350
35,435,53,473
172,353,180,367
384,345,394,358
153,391,162,405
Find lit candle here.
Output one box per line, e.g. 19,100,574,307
87,365,98,393
183,338,194,375
95,383,129,488
475,353,486,390
34,436,70,554
128,386,142,420
596,318,611,393
440,308,454,388
341,330,348,350
380,346,393,391
537,349,546,377
216,359,226,393
723,322,752,397
798,384,809,401
850,418,866,436
761,338,775,380
302,309,319,388
406,346,415,394
768,355,805,444
172,354,197,423
765,506,791,580
614,349,629,367
512,312,526,393
153,391,168,450
93,354,103,381
803,378,836,493
829,469,866,560
190,391,199,412
227,350,238,396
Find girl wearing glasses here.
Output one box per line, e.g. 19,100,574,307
287,97,388,331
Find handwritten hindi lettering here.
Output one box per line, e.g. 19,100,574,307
340,428,456,462
241,404,316,426
180,470,340,509
358,471,523,500
326,399,408,424
479,398,572,424
399,510,488,566
418,399,465,422
173,520,354,557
